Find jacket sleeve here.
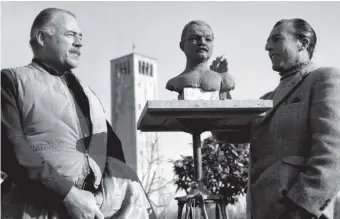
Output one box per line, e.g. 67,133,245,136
1,69,73,206
286,67,340,218
106,120,126,163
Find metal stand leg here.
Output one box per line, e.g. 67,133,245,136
177,202,184,219
184,203,191,219
192,133,202,187
220,202,228,219
216,203,220,219
176,132,228,219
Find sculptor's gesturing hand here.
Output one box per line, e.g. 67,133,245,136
209,55,234,95
210,55,228,73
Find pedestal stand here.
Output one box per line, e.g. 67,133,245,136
176,131,227,219
137,99,272,219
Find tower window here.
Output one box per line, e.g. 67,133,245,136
150,64,153,77
120,63,124,74
139,61,142,74
142,61,146,74
138,60,154,77
127,60,130,74
116,64,120,75
145,63,149,75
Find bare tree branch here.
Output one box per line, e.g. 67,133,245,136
138,136,175,217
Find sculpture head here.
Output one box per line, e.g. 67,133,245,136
180,20,214,63
166,20,235,96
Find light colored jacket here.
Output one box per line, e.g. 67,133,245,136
11,62,107,188
2,62,157,219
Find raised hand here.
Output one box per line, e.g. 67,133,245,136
210,55,228,73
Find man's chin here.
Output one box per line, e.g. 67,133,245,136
195,54,210,62
272,64,282,72
67,61,80,69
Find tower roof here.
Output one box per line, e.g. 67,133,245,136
110,52,158,62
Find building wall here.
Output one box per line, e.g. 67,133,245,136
111,53,159,178
134,55,159,178
111,53,171,214
111,54,137,171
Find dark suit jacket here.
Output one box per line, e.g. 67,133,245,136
248,63,340,219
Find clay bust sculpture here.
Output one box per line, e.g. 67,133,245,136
166,20,235,99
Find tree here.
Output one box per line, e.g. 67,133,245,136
172,136,249,205
139,137,175,216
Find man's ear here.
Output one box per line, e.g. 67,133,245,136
299,37,310,52
179,41,184,52
36,31,46,47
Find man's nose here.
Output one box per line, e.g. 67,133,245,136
198,37,207,45
73,37,84,47
265,42,272,51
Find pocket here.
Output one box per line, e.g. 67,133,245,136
283,102,305,108
32,143,85,181
282,156,307,168
278,156,307,190
250,157,306,219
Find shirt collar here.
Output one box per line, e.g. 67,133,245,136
279,61,313,81
32,58,72,77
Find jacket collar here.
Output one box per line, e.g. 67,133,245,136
279,61,312,81
260,62,318,126
32,58,72,77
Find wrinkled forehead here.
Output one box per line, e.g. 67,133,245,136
183,23,214,39
49,12,82,33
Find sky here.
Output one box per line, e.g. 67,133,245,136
2,1,340,184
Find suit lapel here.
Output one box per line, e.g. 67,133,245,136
260,63,318,126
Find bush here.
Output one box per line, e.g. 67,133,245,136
172,136,249,205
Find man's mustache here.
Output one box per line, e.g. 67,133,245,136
197,47,208,52
69,48,81,56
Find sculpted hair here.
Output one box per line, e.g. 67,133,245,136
181,20,214,43
275,18,317,59
29,8,76,53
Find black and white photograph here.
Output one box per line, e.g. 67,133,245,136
1,1,340,219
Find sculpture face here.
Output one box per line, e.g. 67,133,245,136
181,23,214,62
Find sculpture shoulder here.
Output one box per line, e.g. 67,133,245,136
165,76,176,91
165,69,235,93
166,71,201,92
165,72,189,92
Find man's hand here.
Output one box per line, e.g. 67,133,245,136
210,55,228,73
63,186,104,219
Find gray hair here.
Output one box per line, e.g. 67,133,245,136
180,20,214,43
29,8,76,53
274,18,317,59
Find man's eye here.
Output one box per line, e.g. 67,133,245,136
273,37,282,42
206,38,212,42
